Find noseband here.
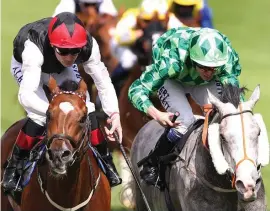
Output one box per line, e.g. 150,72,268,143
45,91,90,164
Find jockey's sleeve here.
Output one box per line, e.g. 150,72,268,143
128,44,182,113
18,40,49,116
52,0,76,17
82,37,119,116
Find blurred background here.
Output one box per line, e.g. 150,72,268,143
1,0,270,210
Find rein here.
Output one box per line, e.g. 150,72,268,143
46,117,91,164
46,90,90,164
37,90,101,211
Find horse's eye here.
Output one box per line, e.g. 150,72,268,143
257,163,262,172
220,134,227,142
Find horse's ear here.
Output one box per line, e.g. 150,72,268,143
245,85,260,109
77,79,88,97
48,76,60,94
207,89,225,113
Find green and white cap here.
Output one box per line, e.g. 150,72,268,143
189,28,229,67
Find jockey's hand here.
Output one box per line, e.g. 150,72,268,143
104,113,123,143
147,106,180,128
156,111,181,128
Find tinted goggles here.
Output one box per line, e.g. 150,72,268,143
54,47,82,56
195,62,219,72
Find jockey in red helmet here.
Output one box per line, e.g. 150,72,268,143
1,12,122,193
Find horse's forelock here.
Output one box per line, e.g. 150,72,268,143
59,80,79,92
220,84,248,108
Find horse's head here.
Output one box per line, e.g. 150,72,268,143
207,85,269,201
132,19,167,66
45,77,89,176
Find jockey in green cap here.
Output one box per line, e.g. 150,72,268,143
128,27,242,188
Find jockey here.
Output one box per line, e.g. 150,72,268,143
169,0,214,28
53,0,118,18
128,27,241,188
110,0,185,83
1,12,122,193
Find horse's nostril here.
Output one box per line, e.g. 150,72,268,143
47,149,53,160
235,180,246,193
62,150,71,159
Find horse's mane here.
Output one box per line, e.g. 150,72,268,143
219,84,248,108
59,80,79,92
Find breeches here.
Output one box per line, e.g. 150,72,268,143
157,79,222,134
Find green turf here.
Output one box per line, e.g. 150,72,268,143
1,0,270,210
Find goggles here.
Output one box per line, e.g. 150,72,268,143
54,47,82,56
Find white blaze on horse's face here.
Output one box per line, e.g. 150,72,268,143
208,86,263,201
59,102,74,114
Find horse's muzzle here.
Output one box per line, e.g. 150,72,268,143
46,149,73,174
235,175,262,202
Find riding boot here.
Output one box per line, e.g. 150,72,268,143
1,143,30,193
95,141,122,187
139,129,184,188
1,119,45,194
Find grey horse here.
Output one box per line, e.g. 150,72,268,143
126,85,269,211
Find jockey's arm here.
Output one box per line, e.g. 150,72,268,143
18,40,49,116
128,55,181,118
82,37,119,116
52,0,76,17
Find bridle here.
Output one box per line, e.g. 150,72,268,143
219,104,259,188
45,91,91,165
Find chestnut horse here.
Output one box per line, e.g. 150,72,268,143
1,78,110,211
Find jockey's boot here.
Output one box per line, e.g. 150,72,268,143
95,141,122,187
139,129,183,188
1,119,44,193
